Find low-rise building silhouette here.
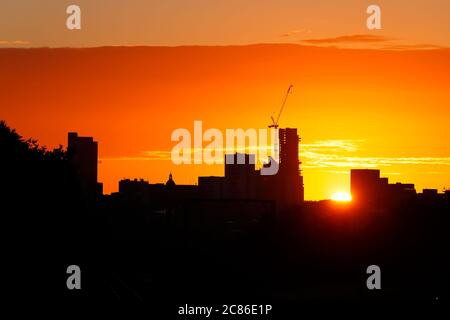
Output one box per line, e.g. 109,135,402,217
351,169,416,207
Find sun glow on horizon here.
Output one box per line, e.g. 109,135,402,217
331,191,352,202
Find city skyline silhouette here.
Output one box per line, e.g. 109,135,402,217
2,45,449,200
1,119,449,304
2,0,450,311
3,119,448,203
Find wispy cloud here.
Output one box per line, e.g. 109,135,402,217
298,34,448,51
280,29,312,37
302,139,364,153
302,153,450,169
101,146,275,164
424,171,446,175
302,140,450,169
0,40,30,46
300,34,390,45
380,43,448,51
100,139,450,171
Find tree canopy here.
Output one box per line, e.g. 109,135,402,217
0,120,66,161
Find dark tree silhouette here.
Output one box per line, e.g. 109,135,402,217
0,120,67,161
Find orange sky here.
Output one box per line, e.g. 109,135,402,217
1,45,449,200
1,1,449,48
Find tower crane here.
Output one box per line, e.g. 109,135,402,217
269,84,293,129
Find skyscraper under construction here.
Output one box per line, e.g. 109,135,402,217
278,128,304,206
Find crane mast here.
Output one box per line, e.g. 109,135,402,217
269,85,293,129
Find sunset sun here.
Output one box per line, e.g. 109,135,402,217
331,192,352,202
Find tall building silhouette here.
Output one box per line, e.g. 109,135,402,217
278,128,304,205
68,132,101,197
